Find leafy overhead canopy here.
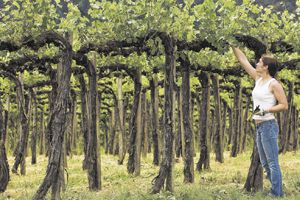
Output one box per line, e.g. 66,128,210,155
0,0,299,112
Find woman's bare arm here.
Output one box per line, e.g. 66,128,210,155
268,81,288,113
232,47,258,80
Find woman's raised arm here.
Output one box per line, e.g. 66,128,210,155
232,47,258,80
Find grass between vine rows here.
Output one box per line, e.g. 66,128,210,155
1,150,299,200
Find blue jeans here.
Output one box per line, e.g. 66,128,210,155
256,119,283,196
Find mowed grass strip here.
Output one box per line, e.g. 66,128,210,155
0,151,299,200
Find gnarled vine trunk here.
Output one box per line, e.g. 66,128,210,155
196,71,210,171
0,71,30,175
151,33,175,193
39,108,45,155
30,89,38,165
244,136,263,192
117,75,126,164
180,56,194,183
0,97,9,192
231,80,242,157
292,107,298,151
211,74,224,163
33,33,72,199
127,68,142,175
86,57,101,190
78,74,89,169
46,69,57,157
175,86,182,158
241,96,251,152
150,71,160,165
279,82,293,153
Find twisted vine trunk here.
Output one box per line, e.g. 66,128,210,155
151,33,175,193
211,74,224,163
39,108,45,155
244,136,263,192
179,86,185,160
86,58,101,190
1,72,30,175
33,47,72,200
141,94,150,158
279,82,293,153
292,107,298,151
117,76,126,164
241,96,251,152
231,80,242,157
150,71,160,165
20,94,31,175
196,72,210,171
180,57,194,183
78,74,89,169
227,107,233,150
0,97,9,192
238,94,244,154
71,90,78,152
109,105,116,155
221,100,227,150
127,69,142,175
45,69,57,157
2,111,8,146
175,87,182,158
104,116,109,154
31,89,38,165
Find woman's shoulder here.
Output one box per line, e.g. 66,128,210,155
269,78,280,85
269,79,284,90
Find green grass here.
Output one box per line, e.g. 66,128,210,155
1,151,300,200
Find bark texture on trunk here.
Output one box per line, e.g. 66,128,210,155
142,96,149,158
175,87,182,158
30,89,38,165
73,52,102,190
227,107,233,150
0,141,9,192
244,136,263,193
117,76,126,164
292,107,298,151
39,109,45,155
280,82,293,154
33,32,72,200
127,69,142,175
211,74,224,163
221,100,227,150
0,71,29,175
241,96,251,152
86,56,101,190
231,80,242,157
0,97,9,192
151,33,175,194
45,69,57,157
150,71,160,165
179,56,194,183
196,72,210,171
78,74,89,169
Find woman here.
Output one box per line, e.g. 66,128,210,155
232,47,288,197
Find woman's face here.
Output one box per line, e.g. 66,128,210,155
255,58,267,74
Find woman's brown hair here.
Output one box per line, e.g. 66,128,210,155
262,55,278,77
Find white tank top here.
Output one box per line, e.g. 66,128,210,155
252,77,276,120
